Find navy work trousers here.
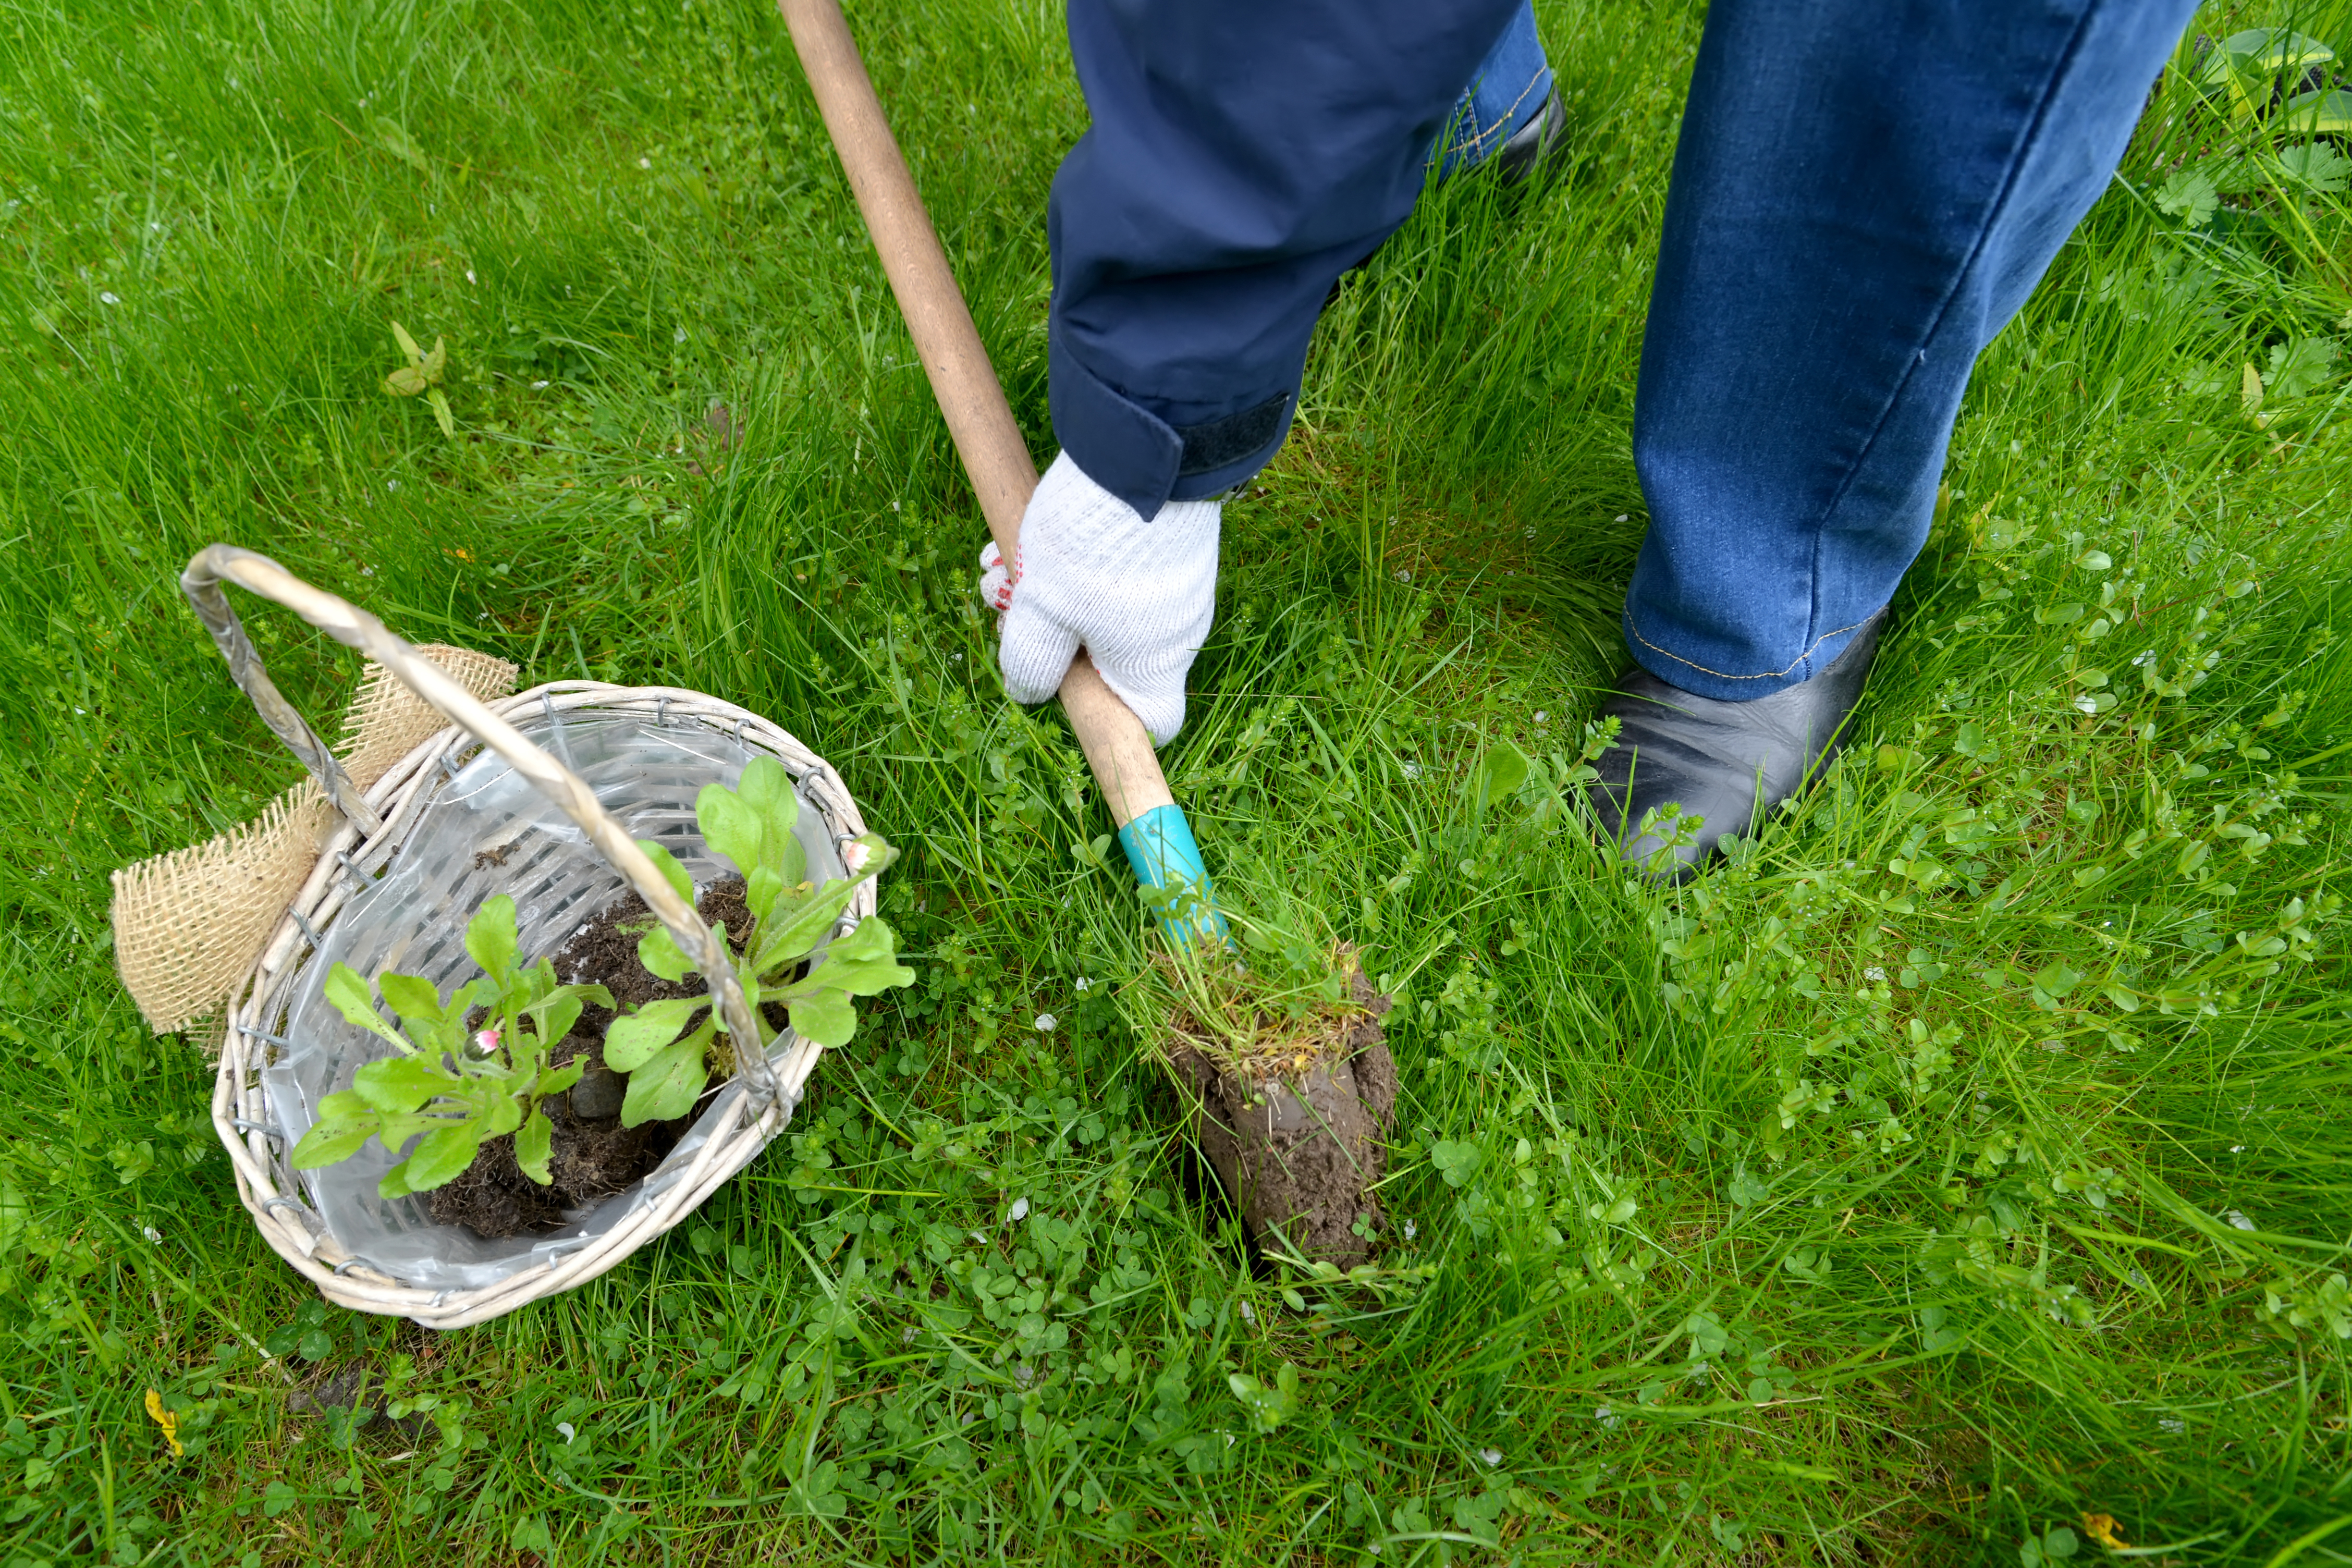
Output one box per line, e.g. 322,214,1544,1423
1047,0,2199,700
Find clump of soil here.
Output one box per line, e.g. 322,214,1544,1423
424,1125,570,1238
1166,966,1398,1267
422,879,752,1240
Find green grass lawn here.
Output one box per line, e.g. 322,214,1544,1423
5,0,2352,1560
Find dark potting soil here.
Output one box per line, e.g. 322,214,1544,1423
422,879,753,1240
1169,971,1398,1267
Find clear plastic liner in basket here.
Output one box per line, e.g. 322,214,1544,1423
263,707,845,1293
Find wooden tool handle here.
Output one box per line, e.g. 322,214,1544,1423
779,0,1172,826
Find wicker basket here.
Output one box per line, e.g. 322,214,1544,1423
161,548,868,1328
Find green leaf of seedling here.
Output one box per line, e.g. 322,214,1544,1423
525,990,586,1055
376,972,446,1025
639,924,693,984
536,1058,585,1098
735,755,799,836
291,1103,382,1169
324,963,407,1049
636,840,695,905
732,756,806,882
746,864,788,929
605,997,708,1073
754,841,897,971
399,1125,485,1192
786,986,859,1049
465,895,520,987
377,1159,418,1201
426,387,455,440
508,959,557,1011
373,1110,439,1150
619,1022,714,1128
409,983,486,1067
733,757,809,888
514,1108,555,1185
696,783,766,880
313,1088,372,1121
352,1056,446,1115
797,917,915,998
483,1092,524,1137
391,320,425,367
404,1012,464,1064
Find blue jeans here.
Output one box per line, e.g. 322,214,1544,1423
1625,0,2197,698
1436,3,1553,183
1047,1,2198,692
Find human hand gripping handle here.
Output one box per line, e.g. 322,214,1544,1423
983,452,1220,748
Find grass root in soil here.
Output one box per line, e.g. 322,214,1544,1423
1169,970,1396,1266
424,879,761,1239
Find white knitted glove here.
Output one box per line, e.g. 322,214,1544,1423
979,450,1220,746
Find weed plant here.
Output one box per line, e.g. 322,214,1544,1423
3,0,2351,1561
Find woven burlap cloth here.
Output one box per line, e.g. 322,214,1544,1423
111,645,516,1044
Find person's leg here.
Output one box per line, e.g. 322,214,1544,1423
1002,0,1551,745
1434,1,1560,184
1047,0,1522,519
1596,0,2198,878
1624,0,2199,696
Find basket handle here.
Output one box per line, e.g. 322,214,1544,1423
180,544,780,1108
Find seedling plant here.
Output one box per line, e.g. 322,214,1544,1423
608,755,913,1126
291,895,605,1198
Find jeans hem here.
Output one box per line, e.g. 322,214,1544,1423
1623,611,1878,698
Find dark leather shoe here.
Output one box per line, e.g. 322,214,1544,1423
1588,610,1886,881
1488,88,1568,186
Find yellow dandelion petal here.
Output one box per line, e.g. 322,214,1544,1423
144,1388,182,1457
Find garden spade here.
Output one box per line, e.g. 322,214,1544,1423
781,0,1404,1266
779,0,1224,948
